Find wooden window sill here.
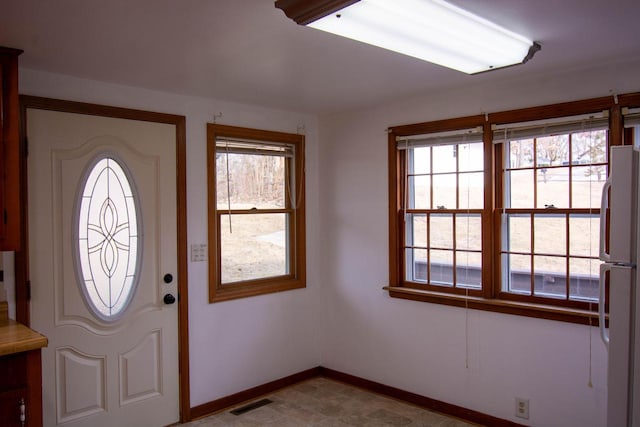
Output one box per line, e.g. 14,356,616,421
383,286,603,326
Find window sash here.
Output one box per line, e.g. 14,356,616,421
400,136,486,294
499,211,601,302
498,120,608,304
403,210,483,291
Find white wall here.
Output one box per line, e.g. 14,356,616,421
317,56,640,427
18,69,323,407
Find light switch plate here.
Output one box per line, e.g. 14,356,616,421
190,244,207,262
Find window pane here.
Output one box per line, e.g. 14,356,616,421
536,135,569,167
569,258,600,301
458,142,483,172
569,215,599,257
406,248,427,282
508,139,534,168
216,153,286,209
432,145,457,173
459,172,484,209
409,175,431,209
506,169,534,208
430,214,453,249
77,157,139,321
220,213,288,284
432,174,457,209
507,214,531,253
537,167,569,208
412,147,431,174
533,255,566,299
536,168,569,208
571,166,606,209
571,130,607,164
456,251,481,289
430,250,453,286
455,214,481,251
534,215,566,255
408,214,427,247
504,253,531,294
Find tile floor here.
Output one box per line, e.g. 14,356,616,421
183,377,481,426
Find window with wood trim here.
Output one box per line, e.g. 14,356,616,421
397,126,489,296
207,124,306,302
387,94,637,323
495,113,608,306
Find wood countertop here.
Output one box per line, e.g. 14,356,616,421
0,302,48,356
0,319,48,356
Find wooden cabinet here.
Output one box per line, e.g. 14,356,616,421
0,350,43,427
0,352,31,426
0,312,47,427
0,47,23,251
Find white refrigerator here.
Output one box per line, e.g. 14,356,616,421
600,145,640,426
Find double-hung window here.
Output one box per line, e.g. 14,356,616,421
387,95,636,323
494,113,609,307
207,124,306,302
397,125,487,296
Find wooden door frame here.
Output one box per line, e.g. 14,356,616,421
17,96,191,422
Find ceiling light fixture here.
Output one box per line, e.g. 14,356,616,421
275,0,541,74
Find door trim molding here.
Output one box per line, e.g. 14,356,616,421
18,95,191,422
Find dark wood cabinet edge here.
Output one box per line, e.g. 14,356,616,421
0,349,43,427
189,366,523,426
25,350,43,426
1,48,23,251
385,286,603,326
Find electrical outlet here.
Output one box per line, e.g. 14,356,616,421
515,397,529,419
190,244,207,262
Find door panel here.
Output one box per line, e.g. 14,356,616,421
28,109,179,426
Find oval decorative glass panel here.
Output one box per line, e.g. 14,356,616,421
76,156,141,321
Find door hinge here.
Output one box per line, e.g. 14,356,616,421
23,137,29,158
26,280,31,301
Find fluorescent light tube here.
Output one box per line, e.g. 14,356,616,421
307,0,539,74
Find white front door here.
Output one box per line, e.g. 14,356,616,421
27,108,180,426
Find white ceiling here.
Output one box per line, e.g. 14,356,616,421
2,0,640,114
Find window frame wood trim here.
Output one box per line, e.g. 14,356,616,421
387,93,638,325
388,114,489,295
207,124,306,303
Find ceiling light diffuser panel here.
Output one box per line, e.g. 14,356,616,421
276,0,540,74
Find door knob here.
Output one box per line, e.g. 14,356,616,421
163,273,173,284
163,294,176,305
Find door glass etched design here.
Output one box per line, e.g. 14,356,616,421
76,156,141,321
